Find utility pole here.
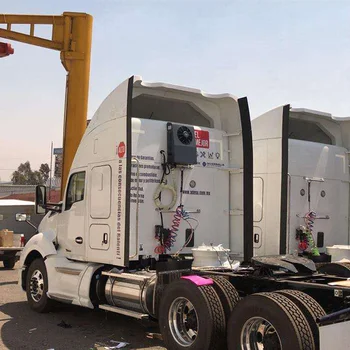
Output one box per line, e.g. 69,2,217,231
49,141,53,200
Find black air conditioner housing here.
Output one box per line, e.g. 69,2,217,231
167,122,197,165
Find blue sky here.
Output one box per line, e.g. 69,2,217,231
1,0,350,180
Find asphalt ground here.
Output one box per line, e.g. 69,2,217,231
0,263,166,350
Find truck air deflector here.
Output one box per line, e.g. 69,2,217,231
124,75,134,267
279,105,290,254
238,97,254,263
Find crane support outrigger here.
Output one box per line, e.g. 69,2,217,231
0,12,93,198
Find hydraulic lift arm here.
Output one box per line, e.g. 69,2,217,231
0,12,93,199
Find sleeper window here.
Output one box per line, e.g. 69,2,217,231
65,172,86,210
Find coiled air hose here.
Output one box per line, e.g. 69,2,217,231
299,211,320,256
153,169,177,210
155,205,193,254
153,151,177,211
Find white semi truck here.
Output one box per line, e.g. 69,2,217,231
253,107,350,271
18,77,350,349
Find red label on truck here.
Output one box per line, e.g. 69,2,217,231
117,142,126,158
195,130,209,149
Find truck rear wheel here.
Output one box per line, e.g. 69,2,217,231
318,262,350,278
277,289,326,350
227,292,316,350
159,279,226,350
26,258,54,313
3,257,16,269
207,275,240,320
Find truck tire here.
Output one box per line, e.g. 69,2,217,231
318,262,350,278
227,292,316,350
26,258,54,313
277,289,326,350
3,257,16,269
207,275,240,321
159,279,226,350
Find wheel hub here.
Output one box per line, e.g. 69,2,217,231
168,297,199,346
30,269,44,303
241,316,281,350
262,330,281,350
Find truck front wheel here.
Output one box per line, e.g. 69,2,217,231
159,279,225,350
26,258,54,313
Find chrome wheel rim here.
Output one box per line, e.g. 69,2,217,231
30,269,44,302
241,316,282,350
168,297,198,347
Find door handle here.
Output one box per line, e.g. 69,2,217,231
75,237,83,244
254,233,260,244
102,233,108,245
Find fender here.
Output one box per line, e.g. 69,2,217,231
19,230,57,267
181,275,213,286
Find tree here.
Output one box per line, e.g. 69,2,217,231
11,161,50,185
12,161,33,185
39,163,50,184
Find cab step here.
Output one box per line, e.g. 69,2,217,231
99,304,149,320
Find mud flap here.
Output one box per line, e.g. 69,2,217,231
319,320,350,350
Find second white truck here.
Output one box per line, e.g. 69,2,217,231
253,106,350,263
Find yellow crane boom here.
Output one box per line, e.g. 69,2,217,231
0,12,93,199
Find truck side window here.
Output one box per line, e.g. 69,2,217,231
65,172,86,210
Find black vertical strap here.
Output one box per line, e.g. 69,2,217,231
238,97,254,263
124,76,134,266
180,168,184,206
279,105,290,254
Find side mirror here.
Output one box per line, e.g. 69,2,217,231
35,185,47,215
16,213,31,222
